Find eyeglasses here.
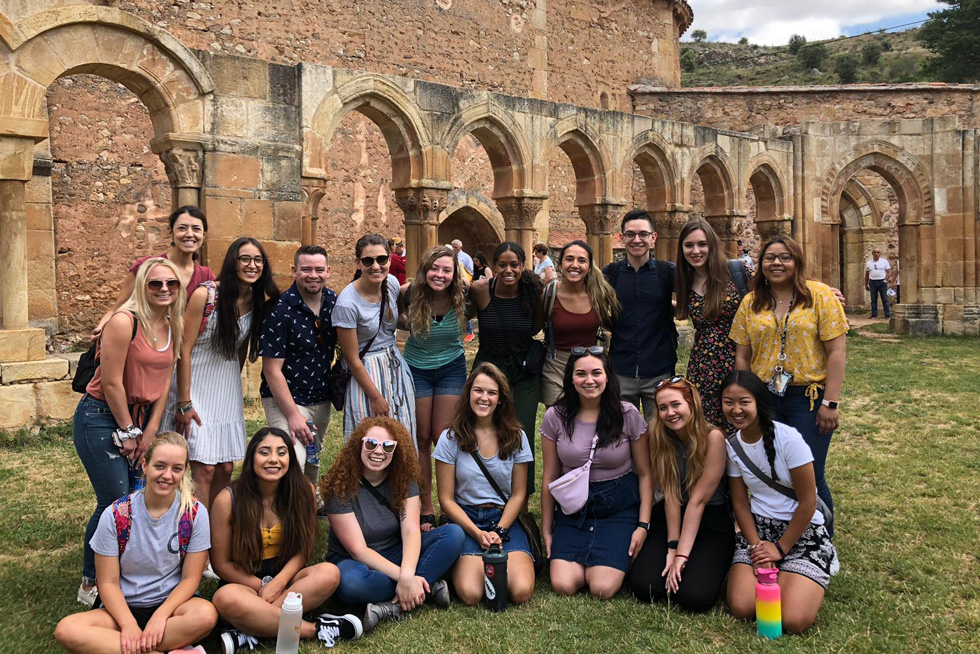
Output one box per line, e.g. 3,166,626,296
655,375,685,390
762,253,794,264
147,279,180,291
363,437,397,453
359,255,390,267
570,346,604,357
237,255,265,267
623,231,653,241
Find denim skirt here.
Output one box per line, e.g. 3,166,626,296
458,504,533,559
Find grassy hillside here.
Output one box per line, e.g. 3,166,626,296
674,29,933,87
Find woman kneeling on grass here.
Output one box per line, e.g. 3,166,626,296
55,432,215,654
629,376,734,612
433,363,536,605
210,427,360,653
321,417,465,632
721,371,838,634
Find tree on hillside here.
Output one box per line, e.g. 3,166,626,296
739,37,749,45
691,29,707,42
918,0,980,82
798,43,828,70
788,34,807,54
862,40,884,64
835,53,860,83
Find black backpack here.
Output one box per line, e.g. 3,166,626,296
72,312,138,393
728,259,750,299
603,258,677,351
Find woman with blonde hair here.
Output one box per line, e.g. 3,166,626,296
541,239,620,407
73,258,185,607
398,246,469,530
629,377,734,612
321,417,464,632
55,432,215,654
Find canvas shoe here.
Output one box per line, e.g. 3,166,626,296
220,628,259,654
76,584,98,608
362,601,402,632
315,613,363,647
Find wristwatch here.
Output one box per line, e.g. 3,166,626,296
821,399,839,410
636,521,651,532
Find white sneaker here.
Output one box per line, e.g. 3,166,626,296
203,563,219,581
76,584,98,608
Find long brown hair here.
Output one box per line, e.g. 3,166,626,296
407,246,467,337
319,417,422,515
557,240,620,328
750,235,813,313
648,378,713,505
674,219,730,321
229,428,316,574
448,363,526,460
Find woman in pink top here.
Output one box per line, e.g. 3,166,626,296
92,206,213,339
73,258,186,608
540,347,654,599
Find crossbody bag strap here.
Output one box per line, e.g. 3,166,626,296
726,434,797,502
582,434,600,470
469,450,509,504
360,478,398,516
357,279,389,360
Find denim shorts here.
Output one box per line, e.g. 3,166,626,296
409,354,467,398
457,505,532,559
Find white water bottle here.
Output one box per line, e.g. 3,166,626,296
276,592,304,654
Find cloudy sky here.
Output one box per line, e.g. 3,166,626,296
685,0,944,46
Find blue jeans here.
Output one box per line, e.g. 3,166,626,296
72,395,133,584
869,279,890,317
333,524,464,604
770,387,834,536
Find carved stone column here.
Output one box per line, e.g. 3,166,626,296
756,216,794,242
159,148,204,208
705,210,745,259
394,187,449,274
496,196,545,262
579,203,626,267
652,207,690,261
301,177,327,246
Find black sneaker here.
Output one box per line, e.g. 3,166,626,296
315,613,363,646
220,628,259,654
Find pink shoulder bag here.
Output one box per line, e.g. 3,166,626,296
548,434,599,515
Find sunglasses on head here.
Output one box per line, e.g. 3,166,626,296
570,346,604,357
147,279,180,291
363,437,397,453
359,255,390,267
655,375,685,390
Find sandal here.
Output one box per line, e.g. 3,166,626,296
420,514,436,532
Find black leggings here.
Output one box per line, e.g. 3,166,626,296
629,501,735,613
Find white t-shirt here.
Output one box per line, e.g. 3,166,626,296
866,257,891,281
432,429,534,506
725,422,824,525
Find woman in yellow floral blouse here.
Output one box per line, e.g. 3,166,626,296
729,235,847,536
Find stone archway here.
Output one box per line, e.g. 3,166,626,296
689,149,738,258
438,194,505,260
838,179,888,309
628,132,681,260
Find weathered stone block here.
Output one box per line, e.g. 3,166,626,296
262,157,301,194
0,384,36,430
1,357,69,384
274,202,303,241
269,63,298,107
212,55,269,100
26,203,52,231
36,380,80,422
0,328,46,363
204,197,244,242
63,352,83,377
243,199,275,239
212,153,262,190
213,96,248,138
248,102,298,142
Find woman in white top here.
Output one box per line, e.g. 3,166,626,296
721,370,837,634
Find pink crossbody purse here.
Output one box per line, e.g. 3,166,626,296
548,434,598,515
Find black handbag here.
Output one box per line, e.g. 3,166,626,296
327,283,387,411
72,312,138,393
521,339,546,380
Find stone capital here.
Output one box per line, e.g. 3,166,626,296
579,203,626,234
159,148,203,189
301,177,327,217
652,208,690,237
497,196,545,230
395,187,450,226
757,217,794,241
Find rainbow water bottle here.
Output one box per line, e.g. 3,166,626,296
755,568,782,639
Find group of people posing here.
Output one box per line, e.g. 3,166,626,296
57,205,848,654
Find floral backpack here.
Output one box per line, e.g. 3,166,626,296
111,494,199,558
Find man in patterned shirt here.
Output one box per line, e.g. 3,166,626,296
259,245,337,485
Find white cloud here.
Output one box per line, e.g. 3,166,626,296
686,0,942,45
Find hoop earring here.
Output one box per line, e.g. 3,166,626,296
171,241,176,247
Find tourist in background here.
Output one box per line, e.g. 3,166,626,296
630,376,733,612
532,242,555,284
399,246,468,530
541,348,653,599
541,239,619,407
92,206,213,340
389,237,407,285
73,258,185,607
433,363,536,606
729,235,847,534
472,251,493,281
865,247,891,319
161,238,280,510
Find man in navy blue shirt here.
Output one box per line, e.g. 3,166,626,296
602,209,677,420
259,245,337,484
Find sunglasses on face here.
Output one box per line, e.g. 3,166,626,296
147,279,180,291
363,437,397,453
359,255,390,267
655,375,685,390
570,346,604,357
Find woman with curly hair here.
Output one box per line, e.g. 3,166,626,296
398,246,469,531
541,240,620,407
433,363,536,605
210,427,361,651
321,417,464,632
629,376,734,612
469,242,544,488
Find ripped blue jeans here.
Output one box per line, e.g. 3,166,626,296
73,394,134,585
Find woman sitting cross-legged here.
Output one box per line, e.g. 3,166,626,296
321,417,465,632
210,427,361,652
721,370,838,634
541,347,654,599
54,432,216,654
629,376,734,612
433,363,536,606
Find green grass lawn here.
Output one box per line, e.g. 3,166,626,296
2,329,979,653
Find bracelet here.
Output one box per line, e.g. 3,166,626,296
674,554,689,560
774,541,786,558
667,540,679,550
177,401,194,414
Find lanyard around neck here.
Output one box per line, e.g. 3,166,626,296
772,291,795,364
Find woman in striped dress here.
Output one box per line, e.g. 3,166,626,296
333,234,417,446
162,238,280,509
398,246,469,530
